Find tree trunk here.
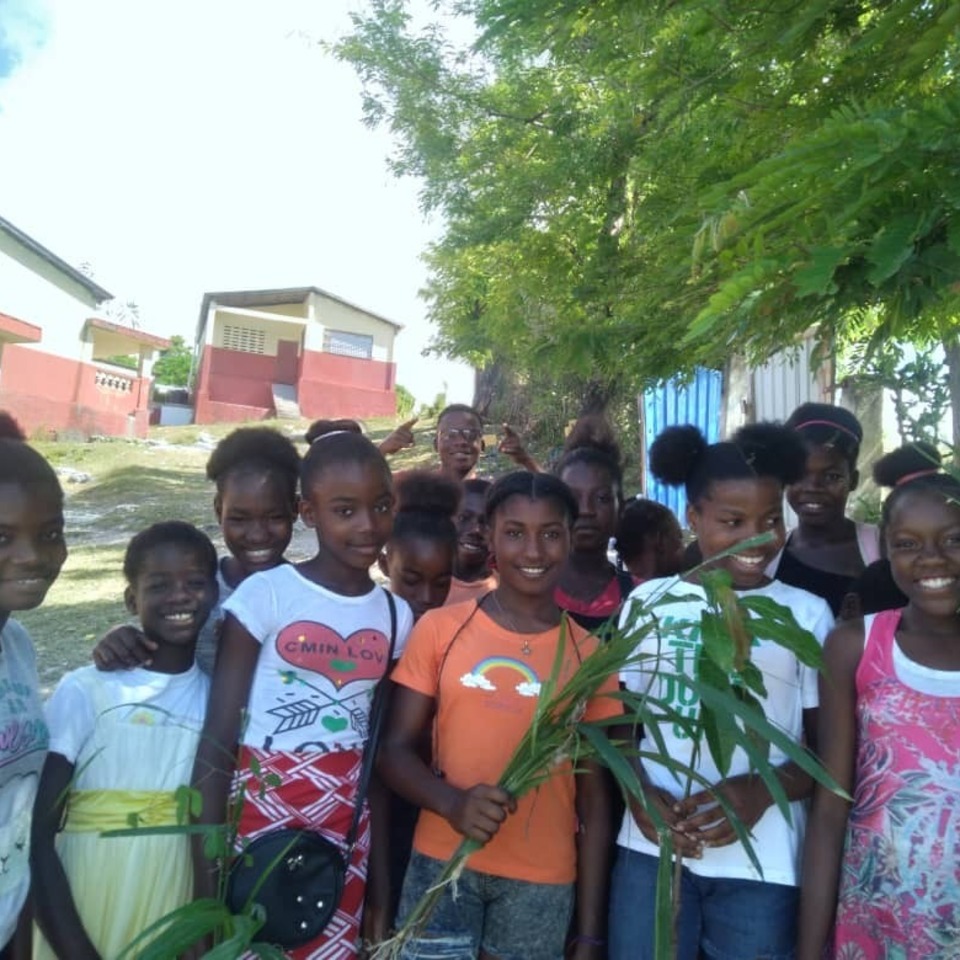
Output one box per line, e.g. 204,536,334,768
945,333,960,461
578,379,614,417
472,361,507,420
839,375,884,510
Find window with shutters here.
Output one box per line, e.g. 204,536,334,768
222,325,266,354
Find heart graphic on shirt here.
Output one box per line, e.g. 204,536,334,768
322,715,349,733
276,621,389,688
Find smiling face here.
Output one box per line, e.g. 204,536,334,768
436,410,483,480
386,535,455,621
560,460,619,556
300,459,395,576
688,476,785,589
0,481,67,617
786,443,856,530
215,469,296,580
489,494,571,599
455,488,490,578
886,489,960,620
125,543,218,650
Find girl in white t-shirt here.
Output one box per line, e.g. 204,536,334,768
191,426,413,959
609,423,833,960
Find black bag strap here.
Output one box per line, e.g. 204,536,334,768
344,588,398,852
617,569,635,602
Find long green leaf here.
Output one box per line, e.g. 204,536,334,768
654,832,675,960
737,596,823,667
689,680,844,796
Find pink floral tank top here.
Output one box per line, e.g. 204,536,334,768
833,609,960,959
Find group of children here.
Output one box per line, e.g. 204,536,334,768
0,399,955,960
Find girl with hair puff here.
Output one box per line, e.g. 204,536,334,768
609,423,834,960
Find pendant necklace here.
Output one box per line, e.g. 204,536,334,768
491,590,533,656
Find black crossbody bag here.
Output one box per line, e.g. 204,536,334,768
225,589,398,948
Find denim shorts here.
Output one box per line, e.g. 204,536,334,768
396,850,574,960
608,847,798,960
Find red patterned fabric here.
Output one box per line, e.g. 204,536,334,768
234,745,369,959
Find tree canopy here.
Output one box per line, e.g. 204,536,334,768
337,0,959,410
151,335,193,386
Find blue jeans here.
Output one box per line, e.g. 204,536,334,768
397,850,574,960
608,847,798,960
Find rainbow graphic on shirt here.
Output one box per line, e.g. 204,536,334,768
459,657,541,697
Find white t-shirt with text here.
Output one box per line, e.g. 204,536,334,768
223,566,412,753
617,576,833,886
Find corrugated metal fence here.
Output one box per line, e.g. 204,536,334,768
641,367,723,521
752,339,827,423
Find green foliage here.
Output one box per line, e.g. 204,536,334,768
337,0,960,401
152,335,193,387
418,387,449,418
841,338,953,448
395,383,416,419
102,354,138,370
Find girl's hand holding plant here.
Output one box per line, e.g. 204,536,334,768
446,783,516,843
677,774,773,848
629,786,703,858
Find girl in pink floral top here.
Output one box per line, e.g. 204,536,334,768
798,442,960,960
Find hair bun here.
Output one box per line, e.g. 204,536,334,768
304,419,363,445
649,425,708,486
873,442,942,488
396,470,460,518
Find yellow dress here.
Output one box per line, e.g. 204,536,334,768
34,665,208,960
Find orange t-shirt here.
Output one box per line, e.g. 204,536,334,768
444,574,499,606
391,600,622,884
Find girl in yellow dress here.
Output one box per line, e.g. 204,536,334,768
31,522,218,960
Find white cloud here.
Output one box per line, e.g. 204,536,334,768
459,672,495,691
515,681,541,698
0,0,472,404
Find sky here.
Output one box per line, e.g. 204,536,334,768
0,0,473,405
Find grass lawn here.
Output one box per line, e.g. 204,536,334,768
17,415,520,692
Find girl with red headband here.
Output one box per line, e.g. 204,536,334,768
773,403,880,616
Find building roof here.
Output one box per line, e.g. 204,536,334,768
0,310,42,344
0,215,113,302
195,286,404,346
85,317,170,350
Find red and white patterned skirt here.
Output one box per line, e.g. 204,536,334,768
234,746,369,959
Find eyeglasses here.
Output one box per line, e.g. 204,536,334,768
438,427,482,443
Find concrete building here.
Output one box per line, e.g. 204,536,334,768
0,215,168,438
192,287,400,423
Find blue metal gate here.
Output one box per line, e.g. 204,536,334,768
641,367,723,523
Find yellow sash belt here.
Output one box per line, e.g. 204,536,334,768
63,789,181,832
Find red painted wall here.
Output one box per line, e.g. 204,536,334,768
194,345,396,423
194,398,272,424
0,343,152,438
